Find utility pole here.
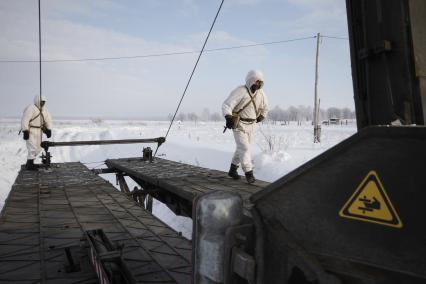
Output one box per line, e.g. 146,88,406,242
313,32,321,143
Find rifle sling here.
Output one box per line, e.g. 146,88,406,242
29,106,46,129
235,86,259,118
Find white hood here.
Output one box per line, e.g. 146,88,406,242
33,95,46,108
245,70,264,89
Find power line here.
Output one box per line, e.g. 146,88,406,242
320,35,349,40
0,34,348,64
0,36,316,64
204,36,316,52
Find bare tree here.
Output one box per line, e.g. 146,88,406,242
176,112,187,122
341,107,352,119
200,108,211,121
288,106,299,121
319,108,327,121
167,113,173,122
210,112,222,122
258,127,290,153
326,107,342,119
190,105,355,123
187,112,199,125
268,106,284,123
298,105,313,121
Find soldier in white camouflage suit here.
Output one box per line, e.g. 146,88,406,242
222,70,268,183
21,95,53,170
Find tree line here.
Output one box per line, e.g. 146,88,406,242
169,106,355,123
268,105,356,122
168,108,222,123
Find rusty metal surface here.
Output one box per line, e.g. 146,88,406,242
106,157,270,212
0,162,191,284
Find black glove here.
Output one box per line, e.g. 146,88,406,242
23,130,30,140
256,115,265,123
44,129,52,138
225,115,234,129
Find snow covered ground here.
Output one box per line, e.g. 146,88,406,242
0,118,356,238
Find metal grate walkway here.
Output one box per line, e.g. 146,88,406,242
0,162,191,284
106,157,270,214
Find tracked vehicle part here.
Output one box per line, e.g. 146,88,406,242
106,157,269,217
251,126,426,283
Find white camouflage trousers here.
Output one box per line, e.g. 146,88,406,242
231,122,256,172
26,128,43,159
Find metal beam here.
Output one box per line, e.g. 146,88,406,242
116,174,130,193
91,168,117,175
41,137,165,150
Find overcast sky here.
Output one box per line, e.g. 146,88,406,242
0,0,353,119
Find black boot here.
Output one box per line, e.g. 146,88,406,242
25,159,38,171
245,171,256,184
228,164,240,180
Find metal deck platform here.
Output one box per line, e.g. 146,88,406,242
105,157,270,216
0,162,191,284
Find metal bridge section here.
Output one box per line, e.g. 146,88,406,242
106,157,270,217
0,162,191,284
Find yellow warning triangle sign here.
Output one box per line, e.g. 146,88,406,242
339,171,403,228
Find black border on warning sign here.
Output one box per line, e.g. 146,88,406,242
339,171,403,228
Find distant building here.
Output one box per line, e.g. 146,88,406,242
329,118,340,125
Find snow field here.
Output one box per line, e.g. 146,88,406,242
0,119,356,238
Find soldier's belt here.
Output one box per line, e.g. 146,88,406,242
240,118,256,122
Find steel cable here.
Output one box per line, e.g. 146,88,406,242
153,0,225,157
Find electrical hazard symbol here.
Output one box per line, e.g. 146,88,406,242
339,171,403,228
